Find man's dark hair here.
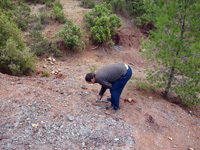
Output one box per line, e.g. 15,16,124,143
85,73,94,82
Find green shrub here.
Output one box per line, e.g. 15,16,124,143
80,0,95,8
54,0,63,9
46,1,54,7
33,20,43,30
12,2,31,31
42,0,54,3
55,19,85,50
55,49,63,57
28,30,63,57
28,29,49,56
51,6,66,23
89,65,98,73
0,0,14,10
41,70,49,77
84,2,122,44
0,12,36,76
103,0,126,12
40,11,50,24
126,0,154,27
107,40,114,47
50,42,63,57
25,0,55,4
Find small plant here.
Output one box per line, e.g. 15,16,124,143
89,65,98,73
54,0,63,9
128,76,135,84
40,11,50,24
55,49,63,57
13,2,31,31
33,20,43,30
51,5,66,23
41,70,49,77
46,1,54,7
28,29,49,56
80,0,95,8
55,19,86,50
103,0,126,12
49,41,63,57
135,79,149,90
107,40,114,47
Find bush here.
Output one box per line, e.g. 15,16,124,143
84,2,122,44
25,0,55,4
80,0,95,8
33,20,43,30
1,0,32,31
40,11,50,24
51,5,66,23
89,65,98,73
103,0,126,12
28,29,49,56
28,29,63,57
50,42,63,57
46,1,54,7
54,0,63,9
0,0,14,10
0,12,36,76
14,3,32,30
107,40,114,47
41,70,49,77
55,19,85,50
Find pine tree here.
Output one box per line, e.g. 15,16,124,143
141,0,200,105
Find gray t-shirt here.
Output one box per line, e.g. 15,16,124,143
94,63,127,96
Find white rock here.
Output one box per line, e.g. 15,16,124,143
168,137,173,141
47,57,52,61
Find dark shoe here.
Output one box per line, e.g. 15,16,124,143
105,105,117,115
107,97,111,102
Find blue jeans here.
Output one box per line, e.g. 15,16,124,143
110,65,132,110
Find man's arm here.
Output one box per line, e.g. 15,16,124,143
95,77,112,99
98,79,112,89
98,80,112,99
99,86,107,98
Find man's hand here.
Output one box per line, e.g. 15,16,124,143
97,95,102,100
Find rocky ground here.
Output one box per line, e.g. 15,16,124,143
0,71,200,150
0,0,200,150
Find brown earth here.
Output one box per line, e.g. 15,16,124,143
0,0,200,150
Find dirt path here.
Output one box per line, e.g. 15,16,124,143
0,0,200,149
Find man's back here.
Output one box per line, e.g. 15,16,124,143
95,63,127,88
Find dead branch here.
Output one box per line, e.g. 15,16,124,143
91,44,100,50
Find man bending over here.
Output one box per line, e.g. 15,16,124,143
85,63,132,115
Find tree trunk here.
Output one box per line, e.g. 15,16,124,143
163,61,176,98
163,2,188,98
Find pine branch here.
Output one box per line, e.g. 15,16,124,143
146,67,170,79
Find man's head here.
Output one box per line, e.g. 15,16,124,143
85,73,95,84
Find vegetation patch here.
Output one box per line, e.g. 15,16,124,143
0,11,36,76
55,19,86,51
84,2,122,46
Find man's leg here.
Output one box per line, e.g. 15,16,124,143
110,84,124,110
110,65,132,110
